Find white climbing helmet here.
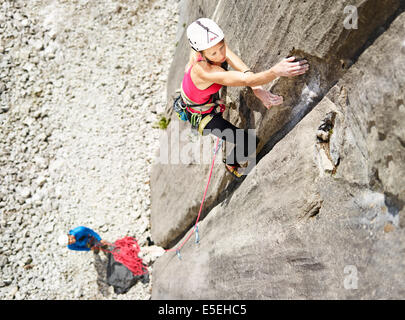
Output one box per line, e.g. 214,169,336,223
187,18,224,52
58,233,69,246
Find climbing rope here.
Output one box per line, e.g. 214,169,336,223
166,137,222,259
98,236,148,276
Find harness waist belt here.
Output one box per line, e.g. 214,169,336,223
181,87,217,113
186,106,215,114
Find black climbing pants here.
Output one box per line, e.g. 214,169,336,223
202,114,260,166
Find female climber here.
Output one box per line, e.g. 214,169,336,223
179,18,309,178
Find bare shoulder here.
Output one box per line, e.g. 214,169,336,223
192,61,227,87
185,50,198,73
194,61,225,76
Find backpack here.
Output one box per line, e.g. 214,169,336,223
106,252,149,295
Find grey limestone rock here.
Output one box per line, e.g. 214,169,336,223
151,7,405,299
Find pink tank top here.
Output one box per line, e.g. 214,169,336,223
181,56,222,105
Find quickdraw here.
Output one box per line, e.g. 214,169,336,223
173,95,188,122
190,112,202,128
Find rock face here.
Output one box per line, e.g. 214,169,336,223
151,0,403,249
151,1,405,299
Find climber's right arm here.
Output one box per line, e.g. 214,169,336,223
196,56,309,88
196,65,278,88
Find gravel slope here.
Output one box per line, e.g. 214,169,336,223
0,0,179,299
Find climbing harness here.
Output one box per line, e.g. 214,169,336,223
180,87,218,112
166,137,223,259
173,95,188,122
173,87,216,124
172,87,225,136
195,225,200,244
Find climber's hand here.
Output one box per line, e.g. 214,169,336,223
271,56,309,78
253,87,283,109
